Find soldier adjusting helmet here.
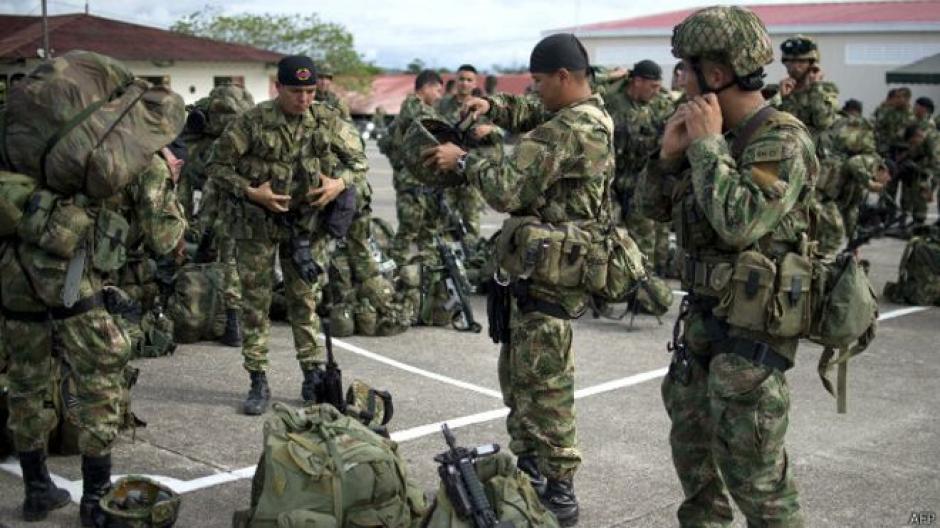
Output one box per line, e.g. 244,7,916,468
671,5,773,89
781,35,820,62
630,60,662,81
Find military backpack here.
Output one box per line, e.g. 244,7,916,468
166,262,226,343
883,226,940,306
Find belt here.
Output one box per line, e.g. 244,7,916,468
1,291,105,322
511,281,572,320
726,336,793,372
681,255,733,294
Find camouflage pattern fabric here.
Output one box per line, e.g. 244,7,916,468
461,93,615,479
874,104,914,154
777,81,839,140
642,15,816,520
1,152,185,457
314,88,351,120
903,117,940,223
883,226,940,306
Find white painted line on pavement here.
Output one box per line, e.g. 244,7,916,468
877,306,929,321
329,336,503,399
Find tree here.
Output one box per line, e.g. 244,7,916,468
171,7,380,79
405,58,425,74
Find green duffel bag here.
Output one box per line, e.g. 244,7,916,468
233,403,427,528
166,262,225,343
421,452,560,528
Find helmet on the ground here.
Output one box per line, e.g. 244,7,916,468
100,476,180,527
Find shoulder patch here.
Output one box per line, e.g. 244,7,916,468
743,142,786,164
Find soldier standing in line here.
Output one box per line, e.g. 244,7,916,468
602,59,673,275
378,69,446,266
640,7,817,526
876,87,916,223
423,33,615,526
911,97,940,226
314,62,352,120
206,56,351,416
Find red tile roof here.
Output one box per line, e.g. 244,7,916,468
567,1,940,34
0,14,283,62
343,73,533,115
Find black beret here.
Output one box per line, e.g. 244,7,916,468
529,33,590,74
631,60,662,81
277,55,318,86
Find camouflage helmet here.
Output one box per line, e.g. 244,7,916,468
205,84,254,136
671,5,773,77
100,476,181,527
318,62,335,78
781,35,820,62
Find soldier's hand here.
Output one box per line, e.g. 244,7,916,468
461,97,490,120
421,143,467,172
684,94,723,141
245,181,290,213
470,124,496,140
161,147,184,184
779,77,797,97
307,175,346,208
660,106,691,161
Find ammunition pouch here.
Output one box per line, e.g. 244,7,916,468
91,208,129,272
18,190,93,259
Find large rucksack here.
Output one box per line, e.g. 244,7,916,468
2,50,184,199
166,262,226,343
233,403,427,528
883,227,940,306
421,452,560,528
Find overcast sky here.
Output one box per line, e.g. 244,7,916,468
2,0,837,69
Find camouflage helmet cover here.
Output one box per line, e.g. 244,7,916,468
671,5,773,77
781,34,821,62
100,476,181,527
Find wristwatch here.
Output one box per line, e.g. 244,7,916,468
456,153,469,175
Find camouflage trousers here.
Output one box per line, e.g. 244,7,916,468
445,184,484,246
662,309,803,527
219,236,241,312
498,307,580,481
391,188,443,267
623,207,669,271
3,308,131,456
815,199,845,257
901,174,931,223
236,239,324,373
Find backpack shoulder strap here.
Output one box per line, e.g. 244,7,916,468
731,105,778,160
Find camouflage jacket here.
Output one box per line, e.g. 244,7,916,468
775,81,839,140
315,89,351,120
649,89,679,123
435,94,465,124
380,94,443,188
314,107,371,208
874,105,914,153
463,93,614,313
823,114,877,158
602,89,665,194
906,117,940,184
206,99,361,240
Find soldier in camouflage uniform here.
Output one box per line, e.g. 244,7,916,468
423,33,615,526
602,60,673,274
379,70,445,266
639,7,816,526
314,62,352,120
435,64,488,249
206,56,354,416
910,97,940,225
876,88,915,222
179,84,255,347
892,122,939,228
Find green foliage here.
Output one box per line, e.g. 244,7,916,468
405,58,425,74
171,6,379,77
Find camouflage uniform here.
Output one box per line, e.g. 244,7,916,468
908,116,940,224
603,86,672,271
641,7,816,526
315,89,352,121
1,155,185,456
435,94,487,247
462,93,614,482
207,99,360,373
820,113,882,239
381,94,446,265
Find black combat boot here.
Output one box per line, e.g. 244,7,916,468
220,308,243,347
18,450,71,522
541,478,579,527
79,454,111,527
516,454,547,495
300,366,324,403
242,371,270,416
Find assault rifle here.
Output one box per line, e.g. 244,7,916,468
436,235,482,333
314,321,345,413
437,190,471,256
847,194,903,252
433,424,514,528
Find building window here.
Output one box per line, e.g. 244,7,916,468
139,75,170,87
214,76,245,87
845,43,940,65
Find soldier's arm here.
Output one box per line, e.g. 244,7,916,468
688,127,814,249
809,82,839,132
205,113,254,197
485,93,549,134
327,117,370,190
463,120,575,213
133,154,187,256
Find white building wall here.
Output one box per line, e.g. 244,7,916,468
583,31,940,118
1,59,276,105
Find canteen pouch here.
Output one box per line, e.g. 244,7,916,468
17,190,56,246
767,252,813,337
91,208,129,272
496,217,592,288
723,250,776,332
30,196,93,259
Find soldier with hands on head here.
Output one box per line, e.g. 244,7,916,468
207,55,350,416
422,33,615,526
640,7,817,526
776,34,838,139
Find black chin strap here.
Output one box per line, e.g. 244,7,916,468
691,59,736,95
